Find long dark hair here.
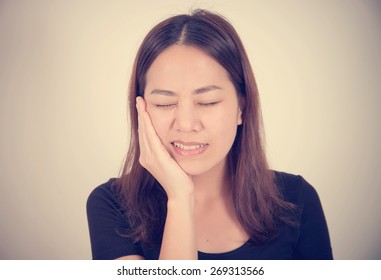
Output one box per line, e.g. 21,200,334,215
117,9,295,245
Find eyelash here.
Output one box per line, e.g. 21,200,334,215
155,104,176,108
155,102,220,108
199,102,220,107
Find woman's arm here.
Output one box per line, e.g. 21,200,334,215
136,97,197,259
159,196,197,259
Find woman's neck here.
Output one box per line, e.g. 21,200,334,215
191,158,231,202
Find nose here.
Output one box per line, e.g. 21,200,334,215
172,103,202,132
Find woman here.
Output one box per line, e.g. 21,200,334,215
87,9,333,260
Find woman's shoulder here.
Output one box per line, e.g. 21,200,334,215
273,171,320,206
86,178,124,212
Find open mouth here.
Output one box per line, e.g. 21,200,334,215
173,142,207,150
171,141,209,155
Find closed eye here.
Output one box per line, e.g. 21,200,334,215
155,104,176,108
198,102,220,107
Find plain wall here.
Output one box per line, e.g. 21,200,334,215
0,0,380,259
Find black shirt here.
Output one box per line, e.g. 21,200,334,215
86,171,333,260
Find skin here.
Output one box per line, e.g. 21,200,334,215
124,45,246,259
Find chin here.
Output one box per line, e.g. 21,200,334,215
176,157,226,178
178,163,208,176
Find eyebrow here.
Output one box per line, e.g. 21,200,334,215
150,85,222,96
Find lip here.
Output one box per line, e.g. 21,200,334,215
171,140,209,156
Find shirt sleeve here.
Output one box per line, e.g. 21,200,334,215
86,180,144,260
293,176,333,259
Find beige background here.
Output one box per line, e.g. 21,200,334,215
1,0,380,259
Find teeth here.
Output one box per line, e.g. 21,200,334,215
173,142,206,150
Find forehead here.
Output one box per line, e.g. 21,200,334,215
145,45,231,88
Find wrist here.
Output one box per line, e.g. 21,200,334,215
165,182,195,202
167,193,195,210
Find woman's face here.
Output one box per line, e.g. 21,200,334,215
143,45,242,176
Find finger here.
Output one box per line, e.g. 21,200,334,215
136,97,151,147
136,97,165,151
136,97,153,134
136,97,167,162
136,97,151,155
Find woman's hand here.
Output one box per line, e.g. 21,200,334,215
136,96,194,200
137,96,197,259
